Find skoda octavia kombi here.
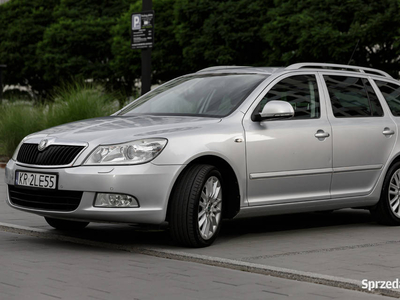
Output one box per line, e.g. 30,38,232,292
6,63,400,247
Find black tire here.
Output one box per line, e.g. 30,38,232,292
45,217,89,230
169,164,223,247
370,161,400,225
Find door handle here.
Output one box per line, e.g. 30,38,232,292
383,128,395,136
315,130,330,139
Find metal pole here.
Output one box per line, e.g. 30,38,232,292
141,0,152,95
0,65,6,103
141,49,151,95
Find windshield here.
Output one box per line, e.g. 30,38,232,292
118,73,267,117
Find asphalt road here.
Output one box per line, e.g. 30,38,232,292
1,168,399,299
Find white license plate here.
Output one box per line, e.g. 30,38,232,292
15,171,57,190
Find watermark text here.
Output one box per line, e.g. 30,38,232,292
362,279,400,291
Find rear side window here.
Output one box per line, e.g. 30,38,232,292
324,75,383,117
375,81,400,116
258,75,320,119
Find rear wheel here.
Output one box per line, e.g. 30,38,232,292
370,161,400,225
45,217,89,230
169,164,223,247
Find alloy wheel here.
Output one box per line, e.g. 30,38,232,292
388,169,400,218
198,176,222,240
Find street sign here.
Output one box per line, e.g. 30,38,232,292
131,10,154,49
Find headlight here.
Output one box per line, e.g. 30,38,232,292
84,138,168,165
11,139,25,161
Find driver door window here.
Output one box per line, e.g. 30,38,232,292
258,75,320,119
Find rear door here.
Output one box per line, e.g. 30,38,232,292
322,74,396,198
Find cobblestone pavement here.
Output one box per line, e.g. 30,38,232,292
0,230,391,300
1,169,399,299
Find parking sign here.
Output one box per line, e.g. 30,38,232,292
132,14,141,30
131,11,154,49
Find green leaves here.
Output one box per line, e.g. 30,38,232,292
262,0,400,77
174,0,272,69
0,0,59,97
1,0,400,98
37,0,132,95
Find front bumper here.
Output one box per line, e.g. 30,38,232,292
5,159,183,225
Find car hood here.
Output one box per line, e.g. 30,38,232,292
25,115,221,145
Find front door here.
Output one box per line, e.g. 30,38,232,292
244,73,333,206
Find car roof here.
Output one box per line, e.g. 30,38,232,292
196,62,393,79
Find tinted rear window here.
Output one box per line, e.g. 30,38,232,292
324,75,383,117
375,80,400,116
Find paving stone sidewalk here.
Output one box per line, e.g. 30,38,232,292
0,230,390,300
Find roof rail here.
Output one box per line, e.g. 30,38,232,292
197,66,250,73
286,63,392,78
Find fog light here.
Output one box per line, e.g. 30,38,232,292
95,193,139,208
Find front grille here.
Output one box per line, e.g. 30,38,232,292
8,185,82,211
17,143,84,166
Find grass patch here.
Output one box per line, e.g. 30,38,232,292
0,82,119,158
46,82,116,128
0,103,46,158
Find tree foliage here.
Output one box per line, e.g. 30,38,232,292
37,0,132,95
0,0,59,97
173,0,273,70
1,0,400,97
263,0,400,76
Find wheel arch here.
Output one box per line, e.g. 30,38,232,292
370,154,400,225
371,153,400,206
382,153,400,188
387,153,400,169
166,155,241,221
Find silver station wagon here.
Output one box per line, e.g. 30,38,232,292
6,63,400,247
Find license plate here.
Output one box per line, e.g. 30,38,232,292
15,171,57,190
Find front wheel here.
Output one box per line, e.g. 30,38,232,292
169,164,223,247
370,161,400,225
45,217,89,230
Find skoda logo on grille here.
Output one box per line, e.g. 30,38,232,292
38,139,49,151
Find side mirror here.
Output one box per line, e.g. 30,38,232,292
259,100,294,120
